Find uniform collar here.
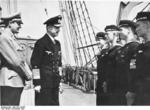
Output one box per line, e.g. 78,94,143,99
46,32,56,44
4,28,14,38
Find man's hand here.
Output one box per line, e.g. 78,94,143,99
59,83,64,94
102,81,107,93
125,91,136,105
59,67,62,76
34,85,41,93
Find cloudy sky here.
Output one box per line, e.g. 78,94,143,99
0,0,120,39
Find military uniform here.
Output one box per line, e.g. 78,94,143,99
131,42,150,105
114,42,139,105
0,13,28,105
103,45,122,105
96,48,109,105
31,15,62,105
129,11,150,105
95,32,109,105
97,25,121,105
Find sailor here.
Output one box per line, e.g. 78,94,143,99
31,15,62,105
114,20,140,105
104,25,123,105
96,32,110,105
130,11,150,105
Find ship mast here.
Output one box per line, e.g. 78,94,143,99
59,1,100,68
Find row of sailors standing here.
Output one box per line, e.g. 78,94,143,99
96,11,150,105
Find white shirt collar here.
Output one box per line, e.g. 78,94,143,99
47,32,56,44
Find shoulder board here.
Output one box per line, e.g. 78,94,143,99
126,42,139,47
124,42,139,51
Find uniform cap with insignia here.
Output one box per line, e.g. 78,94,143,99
119,20,136,30
136,11,150,22
43,15,62,27
104,25,121,32
96,32,106,40
1,12,23,24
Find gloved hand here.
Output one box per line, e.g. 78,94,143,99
59,83,64,94
34,85,41,93
125,91,136,105
102,81,107,93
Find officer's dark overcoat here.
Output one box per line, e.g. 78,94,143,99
31,34,62,88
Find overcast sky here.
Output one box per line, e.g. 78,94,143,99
9,0,120,39
0,0,123,65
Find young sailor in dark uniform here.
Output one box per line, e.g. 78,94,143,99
96,32,110,105
130,11,150,105
115,20,140,105
104,25,123,105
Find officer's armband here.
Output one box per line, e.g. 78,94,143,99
32,68,40,79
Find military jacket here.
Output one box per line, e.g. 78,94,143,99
31,34,62,88
115,42,139,91
105,45,122,92
97,48,109,81
133,41,150,93
0,28,26,87
96,48,109,92
129,41,150,105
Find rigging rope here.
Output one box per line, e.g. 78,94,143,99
75,1,92,66
64,1,80,66
69,1,88,66
79,1,96,57
58,1,76,65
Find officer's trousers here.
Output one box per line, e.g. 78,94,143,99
96,92,108,105
35,91,41,105
0,86,23,105
108,90,126,105
39,87,59,105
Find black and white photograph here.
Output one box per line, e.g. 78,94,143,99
0,0,150,109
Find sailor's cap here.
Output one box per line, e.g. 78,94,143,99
105,25,120,32
96,32,106,40
136,11,150,22
44,15,62,27
1,12,23,24
119,20,136,30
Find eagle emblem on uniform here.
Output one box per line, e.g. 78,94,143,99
45,51,53,55
138,50,143,53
